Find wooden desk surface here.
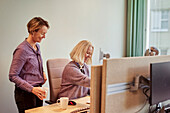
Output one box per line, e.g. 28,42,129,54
25,96,90,113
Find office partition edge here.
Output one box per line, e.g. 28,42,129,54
101,59,107,113
91,65,102,113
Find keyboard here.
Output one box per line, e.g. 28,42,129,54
70,106,90,113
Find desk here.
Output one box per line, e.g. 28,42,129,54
25,96,90,113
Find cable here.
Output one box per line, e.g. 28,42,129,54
134,98,148,113
143,87,150,99
134,85,150,113
149,105,154,113
139,84,150,100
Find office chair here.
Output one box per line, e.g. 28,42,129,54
45,58,70,104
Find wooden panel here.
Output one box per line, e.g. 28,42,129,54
101,60,107,113
101,55,170,113
90,65,102,113
105,90,149,113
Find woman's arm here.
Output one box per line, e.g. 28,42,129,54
9,48,33,92
64,65,90,87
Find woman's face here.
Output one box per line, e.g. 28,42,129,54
84,46,93,63
32,26,48,43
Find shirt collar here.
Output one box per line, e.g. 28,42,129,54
24,38,40,54
75,62,84,69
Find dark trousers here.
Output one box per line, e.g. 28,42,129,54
14,86,43,113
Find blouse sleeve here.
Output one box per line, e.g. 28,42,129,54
9,48,33,92
64,64,90,87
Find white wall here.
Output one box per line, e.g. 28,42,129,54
0,0,126,113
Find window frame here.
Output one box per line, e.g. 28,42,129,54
150,10,169,32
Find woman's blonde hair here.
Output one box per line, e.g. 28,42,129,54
70,40,94,65
27,17,50,34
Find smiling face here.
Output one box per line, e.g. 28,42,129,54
84,46,93,63
32,26,48,43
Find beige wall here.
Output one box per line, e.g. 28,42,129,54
0,0,126,112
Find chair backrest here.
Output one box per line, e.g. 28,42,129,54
47,58,70,103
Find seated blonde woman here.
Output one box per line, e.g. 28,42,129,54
57,40,94,100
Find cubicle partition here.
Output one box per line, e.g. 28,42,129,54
90,65,102,113
91,55,170,113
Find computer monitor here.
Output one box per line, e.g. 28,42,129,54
150,61,170,105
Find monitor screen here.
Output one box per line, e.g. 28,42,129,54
150,61,170,105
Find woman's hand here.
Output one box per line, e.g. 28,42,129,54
32,87,46,100
43,72,47,84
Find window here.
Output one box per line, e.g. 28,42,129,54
151,10,169,32
146,0,170,55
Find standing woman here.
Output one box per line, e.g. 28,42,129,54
9,17,50,113
58,40,94,100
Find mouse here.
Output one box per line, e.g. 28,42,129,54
68,100,77,105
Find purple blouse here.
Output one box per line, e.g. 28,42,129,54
58,61,90,100
9,39,44,92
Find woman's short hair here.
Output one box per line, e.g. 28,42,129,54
27,17,50,34
70,40,94,65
